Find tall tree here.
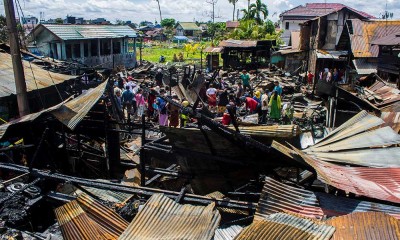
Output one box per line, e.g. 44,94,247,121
248,0,268,24
228,0,239,21
155,0,162,22
160,18,176,29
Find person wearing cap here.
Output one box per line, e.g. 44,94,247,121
273,80,283,96
240,69,251,91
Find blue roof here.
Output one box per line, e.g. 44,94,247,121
173,36,189,40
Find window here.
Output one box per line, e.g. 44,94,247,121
285,22,289,30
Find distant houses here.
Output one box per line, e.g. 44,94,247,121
175,22,201,39
279,3,374,46
29,24,138,68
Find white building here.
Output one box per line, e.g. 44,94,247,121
29,24,138,68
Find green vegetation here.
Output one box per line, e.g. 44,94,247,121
140,42,208,64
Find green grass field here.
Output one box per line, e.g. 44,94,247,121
140,42,205,64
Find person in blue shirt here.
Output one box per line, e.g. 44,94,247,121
121,86,134,120
273,80,283,96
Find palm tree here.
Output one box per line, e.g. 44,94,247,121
248,0,268,24
241,8,254,20
228,0,239,21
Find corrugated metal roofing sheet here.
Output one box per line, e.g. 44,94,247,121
219,39,257,48
352,58,377,75
177,22,200,31
80,186,132,203
381,112,400,133
0,81,108,140
119,193,221,240
364,81,400,108
41,24,137,40
204,46,224,53
213,225,243,240
0,52,74,98
326,212,400,240
281,3,374,19
348,19,400,58
316,50,348,59
51,81,108,130
226,21,239,28
303,110,400,167
295,146,400,204
235,213,335,240
255,177,324,221
273,111,400,204
55,193,128,240
371,31,400,46
256,177,400,220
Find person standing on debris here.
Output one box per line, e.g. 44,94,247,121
282,101,294,124
121,86,134,120
273,80,283,96
157,89,168,126
168,95,180,128
180,101,190,127
261,90,269,124
307,71,314,85
206,84,217,113
269,91,282,121
240,70,251,91
217,88,229,117
147,87,157,121
155,68,164,86
235,82,244,105
135,89,146,119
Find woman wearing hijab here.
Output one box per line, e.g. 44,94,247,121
269,91,282,121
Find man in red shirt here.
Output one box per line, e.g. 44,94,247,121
241,96,258,114
307,71,314,85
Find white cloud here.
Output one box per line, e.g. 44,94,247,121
1,0,399,24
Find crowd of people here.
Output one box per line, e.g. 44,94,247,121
111,68,295,128
204,69,294,125
111,71,191,128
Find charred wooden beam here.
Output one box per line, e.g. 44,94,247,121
145,164,178,186
0,162,256,211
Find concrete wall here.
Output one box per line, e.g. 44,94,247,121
281,19,305,45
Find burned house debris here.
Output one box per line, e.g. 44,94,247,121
2,1,400,239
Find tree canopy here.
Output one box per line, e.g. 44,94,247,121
161,18,176,29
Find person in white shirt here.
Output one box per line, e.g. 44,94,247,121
260,90,269,123
206,84,217,112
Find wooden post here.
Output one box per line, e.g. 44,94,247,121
140,114,146,186
4,0,30,117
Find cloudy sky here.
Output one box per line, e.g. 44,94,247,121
1,0,399,23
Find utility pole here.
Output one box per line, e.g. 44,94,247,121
4,0,30,117
206,0,218,23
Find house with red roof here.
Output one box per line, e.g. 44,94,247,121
280,3,374,46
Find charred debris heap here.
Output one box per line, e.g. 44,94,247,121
1,61,400,239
